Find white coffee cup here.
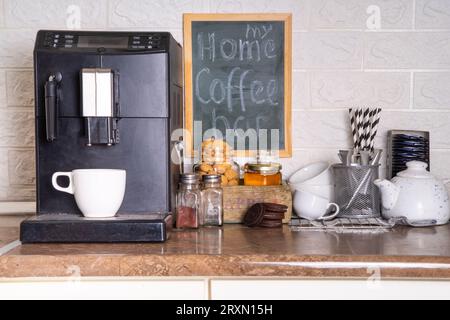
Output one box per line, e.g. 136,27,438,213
293,190,340,221
288,162,333,186
52,169,126,218
296,184,335,202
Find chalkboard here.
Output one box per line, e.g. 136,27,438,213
184,14,292,157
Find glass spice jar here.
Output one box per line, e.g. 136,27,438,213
176,174,201,229
244,163,282,186
201,175,224,226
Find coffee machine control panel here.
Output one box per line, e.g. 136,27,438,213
39,31,167,52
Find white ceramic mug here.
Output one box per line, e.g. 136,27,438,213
294,190,340,221
288,182,335,201
52,169,126,218
296,184,335,202
288,162,333,186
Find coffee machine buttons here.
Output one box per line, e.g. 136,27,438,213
126,34,163,50
45,33,79,49
43,33,164,50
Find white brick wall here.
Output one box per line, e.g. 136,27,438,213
309,72,410,109
0,30,35,68
365,32,450,69
415,0,450,29
0,0,449,201
309,0,413,30
4,0,108,29
294,32,364,69
0,70,6,107
7,149,35,185
6,71,34,107
414,72,450,109
0,0,4,28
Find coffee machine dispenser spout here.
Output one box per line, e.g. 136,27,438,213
81,68,120,146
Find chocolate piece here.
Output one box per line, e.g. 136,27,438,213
243,203,265,227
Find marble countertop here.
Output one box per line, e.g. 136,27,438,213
1,215,450,279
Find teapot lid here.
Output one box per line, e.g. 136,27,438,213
397,161,433,179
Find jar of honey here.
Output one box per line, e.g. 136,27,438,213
244,163,282,186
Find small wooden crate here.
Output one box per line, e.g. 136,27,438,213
223,183,292,224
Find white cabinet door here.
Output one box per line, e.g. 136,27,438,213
0,278,208,300
211,279,450,300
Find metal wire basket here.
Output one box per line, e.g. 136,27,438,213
332,164,381,218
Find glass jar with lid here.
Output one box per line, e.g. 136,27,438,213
201,174,224,226
176,174,201,229
244,163,282,186
194,138,240,187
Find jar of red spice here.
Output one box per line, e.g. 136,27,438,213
176,174,201,229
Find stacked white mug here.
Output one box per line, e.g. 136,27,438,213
288,162,339,221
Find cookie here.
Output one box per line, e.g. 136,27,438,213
263,203,288,213
199,163,213,173
221,175,229,186
243,203,265,227
263,212,285,220
213,163,231,174
224,168,239,180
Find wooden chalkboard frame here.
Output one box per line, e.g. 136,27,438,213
183,13,292,158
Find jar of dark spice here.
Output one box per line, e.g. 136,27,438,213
176,174,201,229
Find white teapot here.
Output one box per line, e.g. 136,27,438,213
374,161,450,226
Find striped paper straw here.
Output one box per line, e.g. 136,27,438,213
349,108,358,151
369,108,382,152
362,108,371,151
357,108,364,151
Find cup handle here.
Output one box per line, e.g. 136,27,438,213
320,203,340,221
52,172,74,194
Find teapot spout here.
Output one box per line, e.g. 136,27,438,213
374,179,399,210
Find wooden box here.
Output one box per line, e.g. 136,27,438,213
223,183,292,224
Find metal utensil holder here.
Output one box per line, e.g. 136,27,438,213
332,164,381,218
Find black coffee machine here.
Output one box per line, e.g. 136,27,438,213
20,31,183,243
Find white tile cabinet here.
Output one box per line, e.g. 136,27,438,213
1,278,450,300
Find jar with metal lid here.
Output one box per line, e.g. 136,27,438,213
244,163,282,186
194,138,240,186
201,174,223,226
176,174,201,229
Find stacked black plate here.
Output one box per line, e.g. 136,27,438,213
391,134,430,176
